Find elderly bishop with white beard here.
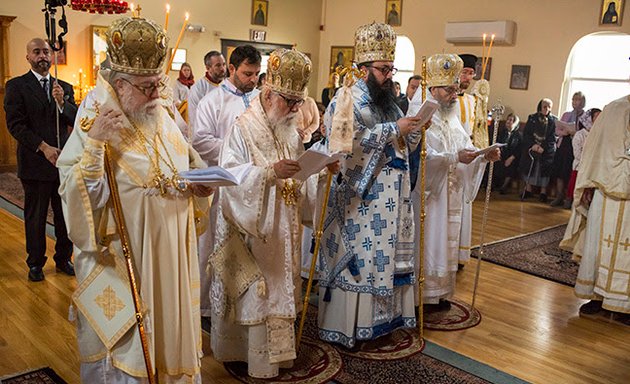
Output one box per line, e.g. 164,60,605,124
408,54,500,313
57,16,213,383
210,48,330,379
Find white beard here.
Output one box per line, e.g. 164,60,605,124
267,104,300,157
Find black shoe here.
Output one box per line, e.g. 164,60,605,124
56,260,75,276
520,190,532,201
539,193,548,203
563,200,573,209
579,300,603,315
28,266,45,282
550,197,564,207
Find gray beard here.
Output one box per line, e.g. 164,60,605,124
270,113,299,157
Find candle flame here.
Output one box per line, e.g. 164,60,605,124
185,12,189,21
166,3,170,12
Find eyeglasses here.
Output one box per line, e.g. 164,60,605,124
120,77,166,97
277,93,305,108
368,65,398,76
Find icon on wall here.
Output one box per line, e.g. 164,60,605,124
251,0,268,27
385,0,402,27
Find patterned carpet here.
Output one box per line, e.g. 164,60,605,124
0,172,53,224
472,224,578,286
0,367,68,383
224,305,494,384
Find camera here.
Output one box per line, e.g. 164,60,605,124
45,0,67,7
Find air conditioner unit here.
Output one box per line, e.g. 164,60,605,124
445,21,516,45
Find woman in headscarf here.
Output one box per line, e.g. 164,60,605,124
499,113,521,194
519,98,557,202
173,62,195,107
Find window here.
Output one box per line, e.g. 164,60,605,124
393,35,415,94
560,32,630,113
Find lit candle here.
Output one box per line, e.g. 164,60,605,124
482,33,487,64
130,3,135,17
166,12,189,73
482,34,495,78
164,4,170,32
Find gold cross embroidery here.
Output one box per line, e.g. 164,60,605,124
603,234,615,248
620,237,630,252
95,285,126,321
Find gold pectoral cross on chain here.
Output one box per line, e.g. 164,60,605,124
281,179,300,206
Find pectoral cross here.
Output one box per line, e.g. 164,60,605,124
281,179,299,206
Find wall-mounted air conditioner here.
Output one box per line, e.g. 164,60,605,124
445,21,516,45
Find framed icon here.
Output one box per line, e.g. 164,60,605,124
385,0,402,27
473,57,491,81
251,0,268,26
330,46,354,73
600,0,624,26
510,65,531,90
90,25,108,85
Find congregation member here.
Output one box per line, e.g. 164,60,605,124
397,74,421,115
519,98,557,202
561,94,630,324
4,38,77,282
499,113,523,194
296,96,320,144
187,50,227,130
209,48,326,378
408,53,499,312
192,44,261,323
550,91,585,207
317,22,423,348
57,16,213,382
173,62,194,108
566,108,601,204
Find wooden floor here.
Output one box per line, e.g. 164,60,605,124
1,193,629,384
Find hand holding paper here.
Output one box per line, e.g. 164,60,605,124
473,143,506,157
179,162,253,187
292,147,345,181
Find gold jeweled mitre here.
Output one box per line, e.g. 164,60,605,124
426,54,463,88
106,17,169,75
354,22,396,64
267,48,312,98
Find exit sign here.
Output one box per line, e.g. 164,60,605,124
250,29,266,42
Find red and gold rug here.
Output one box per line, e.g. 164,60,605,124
424,298,482,331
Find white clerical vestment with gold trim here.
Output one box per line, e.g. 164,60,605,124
58,72,207,383
209,95,317,379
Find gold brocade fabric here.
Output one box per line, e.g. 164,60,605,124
58,71,206,382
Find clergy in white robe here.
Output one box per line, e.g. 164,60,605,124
408,54,498,309
57,16,213,384
209,48,320,379
561,94,630,318
192,45,261,318
187,51,226,135
453,54,487,267
317,22,424,348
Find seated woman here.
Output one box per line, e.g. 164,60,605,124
499,113,522,194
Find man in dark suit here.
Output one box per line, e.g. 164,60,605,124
4,38,77,281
